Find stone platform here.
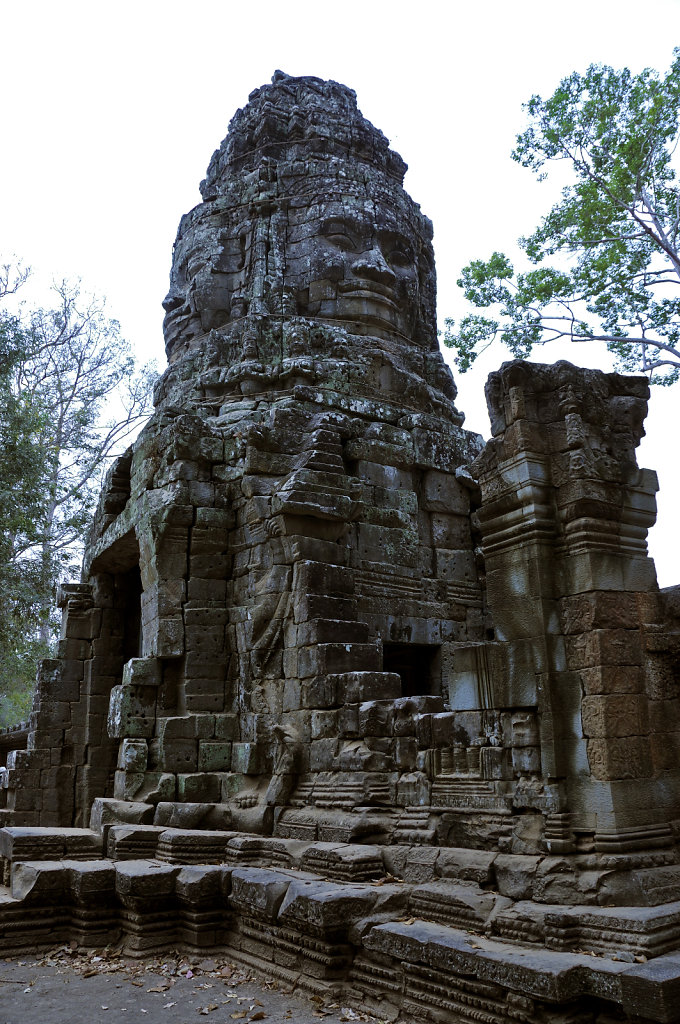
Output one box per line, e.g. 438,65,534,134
1,825,680,1023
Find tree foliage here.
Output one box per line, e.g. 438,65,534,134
0,266,53,723
444,49,680,383
0,266,157,726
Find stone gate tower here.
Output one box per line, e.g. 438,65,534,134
0,67,675,873
2,72,680,1024
6,72,485,834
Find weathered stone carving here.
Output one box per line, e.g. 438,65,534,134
1,72,679,1023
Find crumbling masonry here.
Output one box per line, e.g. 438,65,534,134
1,73,680,1023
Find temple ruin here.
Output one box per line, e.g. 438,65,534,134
1,71,680,1022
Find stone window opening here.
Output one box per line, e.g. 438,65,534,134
383,642,440,697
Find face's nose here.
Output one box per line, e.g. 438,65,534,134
162,291,184,314
351,246,396,287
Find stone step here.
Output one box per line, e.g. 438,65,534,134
0,827,102,864
393,829,436,846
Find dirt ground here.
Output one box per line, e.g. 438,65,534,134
0,948,396,1024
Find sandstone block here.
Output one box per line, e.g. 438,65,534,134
310,710,338,740
565,628,643,669
293,561,354,597
580,664,643,695
115,860,179,901
177,773,221,802
231,742,261,774
493,854,539,900
559,592,639,634
587,736,653,780
299,642,381,678
358,701,394,736
230,867,291,920
117,739,148,773
107,684,156,740
310,738,338,771
581,694,649,738
198,741,232,771
332,671,401,703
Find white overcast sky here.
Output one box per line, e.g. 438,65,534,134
1,0,679,584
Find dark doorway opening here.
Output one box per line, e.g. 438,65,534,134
116,566,143,662
383,643,440,697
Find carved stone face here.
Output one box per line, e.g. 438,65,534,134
163,189,431,359
162,207,252,354
285,200,422,339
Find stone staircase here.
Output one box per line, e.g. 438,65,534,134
1,823,680,1021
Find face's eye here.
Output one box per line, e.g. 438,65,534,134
321,219,359,251
378,231,414,269
187,256,206,279
388,247,413,268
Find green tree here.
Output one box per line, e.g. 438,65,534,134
0,268,157,727
0,264,53,724
19,280,156,641
444,49,680,384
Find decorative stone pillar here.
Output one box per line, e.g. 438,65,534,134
472,360,675,852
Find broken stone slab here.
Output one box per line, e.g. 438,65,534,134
229,866,296,921
408,880,508,932
436,846,498,886
598,864,680,908
89,797,155,840
619,953,680,1023
362,919,632,1006
152,801,232,829
223,835,313,869
10,860,69,901
542,900,680,959
175,863,232,902
278,877,380,938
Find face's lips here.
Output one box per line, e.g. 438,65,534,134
163,301,199,339
337,284,402,313
338,279,397,299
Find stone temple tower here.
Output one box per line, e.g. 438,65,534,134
2,73,680,1023
10,72,485,834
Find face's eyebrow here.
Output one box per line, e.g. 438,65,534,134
377,226,414,250
320,212,370,237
